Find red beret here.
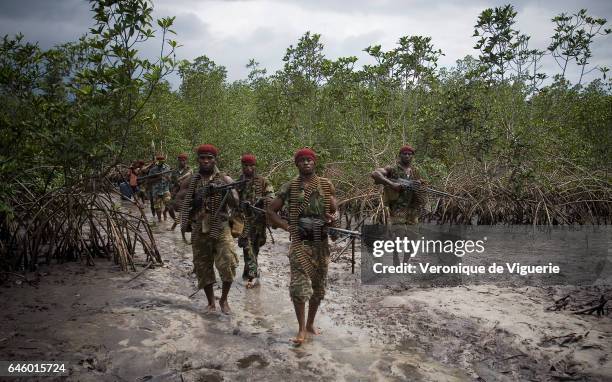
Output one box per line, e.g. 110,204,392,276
294,147,316,163
177,153,188,160
156,154,165,160
399,145,415,154
241,154,256,165
196,144,219,156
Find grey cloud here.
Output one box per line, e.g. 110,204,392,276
0,0,89,22
0,0,89,49
169,12,210,40
291,0,611,19
0,0,609,85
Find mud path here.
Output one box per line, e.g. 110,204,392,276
1,216,610,381
1,220,468,381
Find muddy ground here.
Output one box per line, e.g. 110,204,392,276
1,216,611,381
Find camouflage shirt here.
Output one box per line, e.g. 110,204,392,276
238,174,274,238
238,174,274,205
383,163,423,220
277,177,335,220
148,163,171,196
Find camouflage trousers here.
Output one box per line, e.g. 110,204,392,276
153,191,171,211
242,236,263,280
388,218,417,266
288,241,330,304
192,224,238,288
388,208,419,225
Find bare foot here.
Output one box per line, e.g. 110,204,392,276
306,326,322,335
207,304,216,312
219,299,231,314
246,278,260,289
291,330,307,345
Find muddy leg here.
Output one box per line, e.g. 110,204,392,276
306,298,322,335
292,301,307,345
219,281,232,314
203,284,216,312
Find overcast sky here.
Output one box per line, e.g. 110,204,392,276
1,0,610,86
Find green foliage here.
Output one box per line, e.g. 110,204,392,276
1,3,610,212
549,9,611,84
0,0,177,216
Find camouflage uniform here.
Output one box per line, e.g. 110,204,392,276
169,166,192,210
171,166,193,190
148,163,171,211
383,163,423,225
183,167,239,288
382,163,424,266
238,175,274,280
277,178,334,303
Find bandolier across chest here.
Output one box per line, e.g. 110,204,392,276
286,176,334,277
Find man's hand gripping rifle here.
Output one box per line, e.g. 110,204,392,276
294,217,362,273
191,179,247,218
183,179,246,245
394,178,466,200
239,199,267,218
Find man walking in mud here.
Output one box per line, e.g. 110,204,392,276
180,144,239,314
148,155,172,223
236,154,274,289
267,148,338,345
166,153,192,229
371,145,425,264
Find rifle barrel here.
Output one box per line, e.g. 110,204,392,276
243,203,266,214
396,179,466,200
329,227,360,237
137,169,173,182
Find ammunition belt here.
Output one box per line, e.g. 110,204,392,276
239,176,266,241
288,176,333,277
180,173,200,233
201,174,224,239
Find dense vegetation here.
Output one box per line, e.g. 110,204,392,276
1,1,610,271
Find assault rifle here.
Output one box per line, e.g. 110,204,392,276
330,226,361,274
191,179,247,217
137,169,173,183
239,200,267,216
296,217,363,274
297,218,361,241
238,199,276,245
395,178,467,200
328,226,360,238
